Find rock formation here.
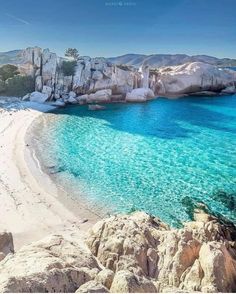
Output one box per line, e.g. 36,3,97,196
0,234,100,292
149,62,236,96
16,47,149,104
0,210,235,293
126,88,155,102
86,211,236,293
1,46,236,103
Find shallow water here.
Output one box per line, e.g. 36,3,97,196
33,95,236,226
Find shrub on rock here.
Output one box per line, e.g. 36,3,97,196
5,75,35,96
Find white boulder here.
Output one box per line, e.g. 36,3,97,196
76,94,89,101
76,281,109,293
69,91,77,98
50,99,65,107
29,91,49,103
0,234,100,292
110,270,157,293
153,62,236,95
126,88,155,102
87,89,112,103
67,96,78,104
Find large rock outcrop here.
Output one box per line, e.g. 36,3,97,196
13,47,236,103
150,62,236,95
86,211,236,293
0,211,235,293
0,234,100,292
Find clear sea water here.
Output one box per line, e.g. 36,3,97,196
33,94,236,227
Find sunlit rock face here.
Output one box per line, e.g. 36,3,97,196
86,211,236,293
13,47,236,101
73,57,141,96
149,62,236,95
0,211,236,293
17,47,58,96
16,48,147,100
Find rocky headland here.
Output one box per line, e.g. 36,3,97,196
2,47,236,106
0,209,236,293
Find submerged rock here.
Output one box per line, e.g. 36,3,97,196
88,104,106,111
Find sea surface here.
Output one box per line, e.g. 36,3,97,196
32,94,236,227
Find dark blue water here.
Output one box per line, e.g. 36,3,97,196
35,95,236,226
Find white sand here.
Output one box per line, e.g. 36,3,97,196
0,102,99,249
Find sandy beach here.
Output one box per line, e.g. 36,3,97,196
0,101,100,250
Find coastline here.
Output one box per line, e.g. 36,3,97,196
0,102,101,250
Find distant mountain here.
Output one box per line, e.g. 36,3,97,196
1,49,236,68
0,50,22,65
108,54,236,68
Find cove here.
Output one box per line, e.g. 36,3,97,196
33,95,236,227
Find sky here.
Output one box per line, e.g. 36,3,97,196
0,0,235,58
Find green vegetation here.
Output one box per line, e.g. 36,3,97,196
0,75,34,96
0,64,19,81
61,60,77,76
65,48,79,60
0,79,6,94
116,64,132,71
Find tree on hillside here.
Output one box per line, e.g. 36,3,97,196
0,64,19,81
61,60,77,77
65,48,79,60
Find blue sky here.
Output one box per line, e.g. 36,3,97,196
0,0,235,58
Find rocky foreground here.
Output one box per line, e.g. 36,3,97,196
0,210,236,293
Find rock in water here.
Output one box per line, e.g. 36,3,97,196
29,91,49,103
88,104,106,111
151,62,236,95
87,89,112,103
126,88,155,102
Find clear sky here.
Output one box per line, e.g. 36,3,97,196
0,0,235,58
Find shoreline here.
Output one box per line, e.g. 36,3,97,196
26,112,108,220
0,102,100,250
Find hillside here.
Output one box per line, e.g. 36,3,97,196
108,53,236,68
1,49,236,68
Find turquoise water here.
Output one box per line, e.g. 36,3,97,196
34,95,236,226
